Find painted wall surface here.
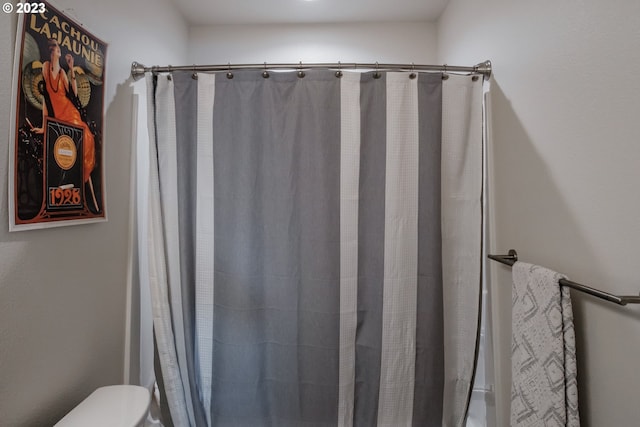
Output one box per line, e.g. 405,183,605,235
0,1,188,425
188,22,437,64
437,1,640,425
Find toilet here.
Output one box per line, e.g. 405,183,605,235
54,385,151,427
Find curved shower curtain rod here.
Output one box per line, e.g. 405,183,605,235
130,60,492,81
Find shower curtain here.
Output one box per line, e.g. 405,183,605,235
141,69,483,427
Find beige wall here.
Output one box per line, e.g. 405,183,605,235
0,1,188,425
188,22,437,64
438,0,640,425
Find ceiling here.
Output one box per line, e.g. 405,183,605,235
172,0,449,26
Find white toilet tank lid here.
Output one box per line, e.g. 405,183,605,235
54,385,151,427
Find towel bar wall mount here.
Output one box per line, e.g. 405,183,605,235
488,249,640,306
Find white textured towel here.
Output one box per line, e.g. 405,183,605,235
511,262,580,426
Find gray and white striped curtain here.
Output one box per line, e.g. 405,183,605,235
142,69,483,427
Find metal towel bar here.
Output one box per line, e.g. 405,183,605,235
488,249,640,306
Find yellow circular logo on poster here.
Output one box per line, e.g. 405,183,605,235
53,135,77,171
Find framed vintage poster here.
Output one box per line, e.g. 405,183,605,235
9,0,107,231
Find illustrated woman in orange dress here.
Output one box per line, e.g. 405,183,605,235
32,39,98,210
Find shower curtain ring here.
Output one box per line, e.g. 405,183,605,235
373,61,381,79
226,62,234,79
409,62,416,80
166,65,172,80
262,62,270,78
297,61,305,78
192,64,198,80
442,64,449,80
335,61,343,78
